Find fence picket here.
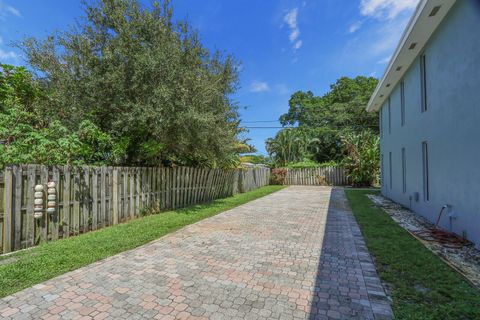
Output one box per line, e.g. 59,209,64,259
13,166,22,250
63,166,71,238
112,168,119,225
129,168,135,219
3,167,13,253
52,166,60,239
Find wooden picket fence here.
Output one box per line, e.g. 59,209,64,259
283,167,349,186
0,165,270,254
237,167,270,193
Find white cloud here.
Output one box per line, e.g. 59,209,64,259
293,40,302,50
250,81,270,93
0,35,19,63
289,29,299,42
339,12,412,71
283,8,302,51
6,5,20,17
284,8,299,39
360,0,418,20
377,55,391,64
0,48,17,60
0,1,21,19
341,0,418,67
349,21,363,33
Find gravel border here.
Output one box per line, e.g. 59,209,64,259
367,194,480,288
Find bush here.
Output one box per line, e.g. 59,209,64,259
341,131,379,187
270,168,288,185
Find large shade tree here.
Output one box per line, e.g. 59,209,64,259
16,0,242,167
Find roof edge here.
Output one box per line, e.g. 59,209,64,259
366,0,457,112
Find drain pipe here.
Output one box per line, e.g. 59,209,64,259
447,205,456,232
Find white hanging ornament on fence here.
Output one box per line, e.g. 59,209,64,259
47,181,57,214
34,184,45,219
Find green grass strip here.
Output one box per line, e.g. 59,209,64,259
0,185,285,298
345,189,480,320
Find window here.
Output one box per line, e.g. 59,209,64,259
402,147,406,193
422,141,429,201
380,108,383,138
400,81,405,126
388,97,391,134
389,151,393,190
420,54,427,112
381,154,384,187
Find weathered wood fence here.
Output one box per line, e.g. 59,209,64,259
283,167,349,186
237,167,270,193
0,165,269,254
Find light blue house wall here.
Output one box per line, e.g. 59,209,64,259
379,1,480,248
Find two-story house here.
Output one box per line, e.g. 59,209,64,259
366,0,480,248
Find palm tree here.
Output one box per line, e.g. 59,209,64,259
265,129,319,166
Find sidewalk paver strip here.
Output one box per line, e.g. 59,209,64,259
0,186,392,319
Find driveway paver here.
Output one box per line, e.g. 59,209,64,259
0,186,392,319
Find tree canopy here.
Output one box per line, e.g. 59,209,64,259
267,76,379,165
280,76,378,131
1,0,244,168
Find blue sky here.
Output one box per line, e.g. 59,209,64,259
0,0,418,154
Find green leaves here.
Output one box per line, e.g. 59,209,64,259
0,64,122,167
279,76,378,131
266,128,319,166
341,131,380,186
9,0,241,168
267,76,379,176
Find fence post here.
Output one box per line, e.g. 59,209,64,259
112,168,119,225
3,167,13,253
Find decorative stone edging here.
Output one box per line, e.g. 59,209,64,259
368,194,480,288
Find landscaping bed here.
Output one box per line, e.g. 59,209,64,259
368,193,480,288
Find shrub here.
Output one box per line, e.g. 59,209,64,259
270,168,288,185
341,131,379,187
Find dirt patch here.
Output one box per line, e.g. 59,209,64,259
368,194,480,288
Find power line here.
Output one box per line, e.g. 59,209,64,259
241,120,280,123
243,125,379,129
243,127,290,129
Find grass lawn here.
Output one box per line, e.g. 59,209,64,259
0,185,284,298
345,189,480,320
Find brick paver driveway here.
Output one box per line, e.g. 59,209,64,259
0,187,392,320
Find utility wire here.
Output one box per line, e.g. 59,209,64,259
243,125,379,129
243,127,291,129
241,120,280,123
